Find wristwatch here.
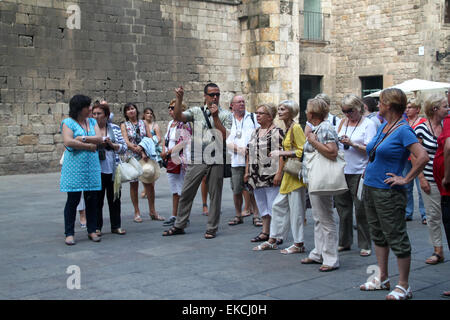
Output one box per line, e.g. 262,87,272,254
82,136,86,142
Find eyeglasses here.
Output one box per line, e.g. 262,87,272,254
206,93,220,98
255,112,269,116
342,109,355,114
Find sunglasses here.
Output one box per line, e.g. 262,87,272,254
168,106,175,110
206,93,220,98
342,109,355,114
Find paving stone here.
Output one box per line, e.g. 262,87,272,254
0,171,449,300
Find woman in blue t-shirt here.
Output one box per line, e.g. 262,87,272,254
359,88,429,300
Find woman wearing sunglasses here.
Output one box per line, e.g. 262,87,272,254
121,103,165,223
335,94,377,257
161,100,192,227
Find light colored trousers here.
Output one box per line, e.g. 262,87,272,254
174,164,224,233
270,188,306,243
422,181,443,247
308,194,339,268
253,186,280,217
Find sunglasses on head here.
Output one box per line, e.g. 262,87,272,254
206,93,220,98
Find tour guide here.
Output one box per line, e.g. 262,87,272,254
162,83,232,239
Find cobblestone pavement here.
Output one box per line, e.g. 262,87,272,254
0,171,449,300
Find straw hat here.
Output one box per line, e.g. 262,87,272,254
138,159,160,184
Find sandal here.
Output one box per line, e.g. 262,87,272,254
241,210,252,217
202,203,208,216
162,226,185,236
360,249,372,257
386,285,412,300
228,216,243,226
65,236,76,246
150,213,165,221
280,244,306,254
425,252,444,265
301,258,321,264
360,277,390,291
133,215,143,223
252,216,263,227
204,230,216,239
319,265,339,272
251,232,269,242
253,241,278,251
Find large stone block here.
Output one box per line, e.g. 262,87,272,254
38,134,54,145
18,135,38,145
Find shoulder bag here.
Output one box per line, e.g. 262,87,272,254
304,124,348,196
283,124,302,177
163,123,182,174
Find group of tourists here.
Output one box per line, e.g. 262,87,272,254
59,82,450,300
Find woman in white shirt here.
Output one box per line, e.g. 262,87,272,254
161,99,192,227
334,94,377,257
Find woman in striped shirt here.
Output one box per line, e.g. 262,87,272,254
414,94,449,265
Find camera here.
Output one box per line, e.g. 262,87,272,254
105,144,113,151
98,149,106,161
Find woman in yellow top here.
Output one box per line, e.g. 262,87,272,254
253,100,307,254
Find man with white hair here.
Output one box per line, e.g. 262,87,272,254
226,95,261,227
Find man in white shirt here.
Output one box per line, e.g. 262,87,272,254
226,95,260,226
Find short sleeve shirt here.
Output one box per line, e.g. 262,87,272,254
434,115,450,196
364,120,418,190
337,117,377,174
302,121,339,184
226,112,259,167
183,105,232,164
280,124,307,194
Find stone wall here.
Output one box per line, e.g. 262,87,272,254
0,0,241,175
330,0,450,106
299,0,450,115
239,0,300,112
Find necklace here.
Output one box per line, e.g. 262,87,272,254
77,119,89,135
233,115,244,139
428,120,441,139
408,117,419,128
258,124,274,138
344,116,362,141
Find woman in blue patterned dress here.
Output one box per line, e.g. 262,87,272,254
61,95,105,245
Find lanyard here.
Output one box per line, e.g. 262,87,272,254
344,116,362,140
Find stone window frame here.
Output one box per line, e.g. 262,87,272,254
445,0,450,24
299,0,330,45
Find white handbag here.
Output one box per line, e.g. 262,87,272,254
304,149,348,196
117,157,143,183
